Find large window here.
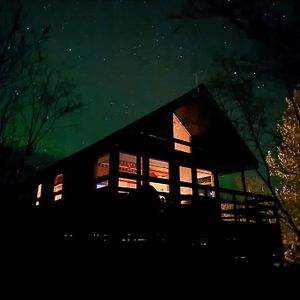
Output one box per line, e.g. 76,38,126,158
173,113,191,153
53,173,63,201
95,154,110,178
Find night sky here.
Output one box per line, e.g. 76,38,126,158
22,0,285,159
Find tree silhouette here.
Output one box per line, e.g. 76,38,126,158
171,0,300,259
0,3,82,200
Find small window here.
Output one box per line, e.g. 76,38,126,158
36,184,42,199
54,174,63,185
53,183,63,193
95,154,110,178
119,153,137,174
35,201,40,206
179,166,192,183
197,169,214,186
150,182,169,193
180,186,193,195
181,200,192,205
96,180,109,189
54,194,62,201
119,178,137,189
149,159,169,179
53,173,63,201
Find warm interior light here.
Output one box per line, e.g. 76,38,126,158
119,153,137,174
95,153,110,178
36,184,42,199
181,200,192,205
179,166,192,183
180,186,193,195
149,159,169,179
119,178,137,189
197,169,214,186
173,113,191,153
149,182,169,193
54,173,63,185
53,173,64,201
54,194,62,201
53,183,63,193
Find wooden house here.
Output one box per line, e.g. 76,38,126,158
29,85,283,266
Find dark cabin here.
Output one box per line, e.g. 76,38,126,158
28,85,283,266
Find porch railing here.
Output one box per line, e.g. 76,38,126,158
161,184,279,225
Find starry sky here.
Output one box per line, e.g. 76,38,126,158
21,0,285,159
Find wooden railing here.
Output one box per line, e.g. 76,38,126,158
196,184,278,224
156,184,279,225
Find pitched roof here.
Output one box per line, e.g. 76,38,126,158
39,84,258,175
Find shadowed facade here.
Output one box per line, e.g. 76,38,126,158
28,85,283,266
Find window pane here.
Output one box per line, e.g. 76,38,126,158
173,113,191,143
175,142,191,153
96,181,109,189
150,182,169,193
149,159,169,179
95,154,110,177
53,183,63,193
37,184,42,199
54,174,63,185
180,186,193,195
179,166,192,183
119,153,137,174
140,156,143,175
54,194,62,201
197,169,214,186
119,178,137,189
181,200,192,205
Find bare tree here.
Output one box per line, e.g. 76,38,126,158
0,2,82,196
170,0,300,263
207,57,300,262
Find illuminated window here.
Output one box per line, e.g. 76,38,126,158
173,113,191,153
53,183,63,193
96,180,109,189
180,186,193,195
95,154,110,178
119,178,137,189
54,174,63,185
35,201,40,206
54,194,62,201
149,159,169,179
119,153,137,174
149,182,169,193
53,173,63,201
197,169,214,186
36,184,42,199
179,166,192,183
140,156,143,175
181,200,192,205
